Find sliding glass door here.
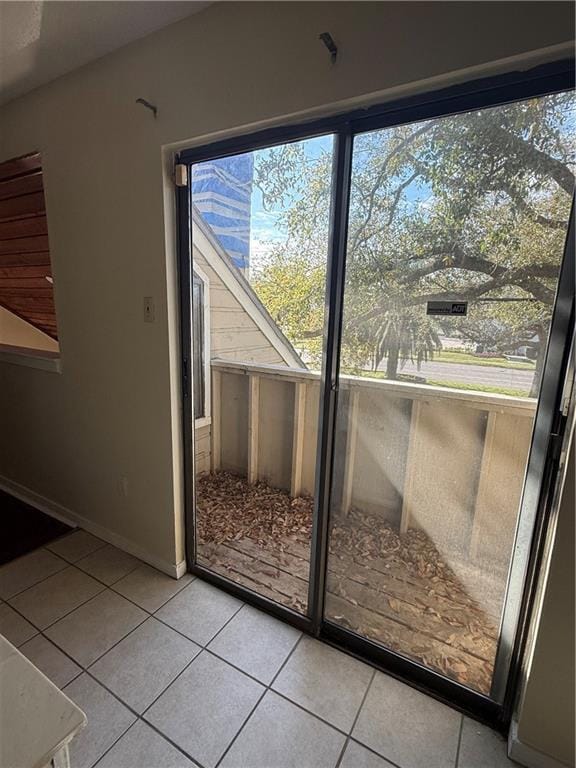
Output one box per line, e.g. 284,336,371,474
188,136,334,616
179,62,575,718
324,91,574,696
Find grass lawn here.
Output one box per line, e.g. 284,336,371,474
347,369,530,397
427,380,530,398
432,350,535,370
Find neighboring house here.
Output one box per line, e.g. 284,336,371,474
191,208,304,473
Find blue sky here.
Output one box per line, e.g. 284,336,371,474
249,134,333,270
247,129,434,272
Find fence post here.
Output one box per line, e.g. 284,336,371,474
291,381,307,497
341,388,360,515
211,369,222,471
469,409,498,560
248,375,260,484
400,398,423,534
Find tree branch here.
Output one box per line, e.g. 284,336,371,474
499,180,569,230
350,123,433,252
494,125,575,195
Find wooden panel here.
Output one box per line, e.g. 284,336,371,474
0,192,46,221
290,382,307,497
0,153,42,182
220,373,249,475
258,376,293,491
0,173,43,200
194,423,212,475
348,390,411,522
0,215,48,240
18,315,56,325
2,298,53,314
470,411,534,566
406,400,484,554
0,251,51,267
0,265,51,279
400,399,423,533
0,277,53,289
301,382,320,495
3,296,55,311
248,376,260,484
341,389,360,515
211,370,222,471
0,235,49,254
0,287,53,298
0,153,57,340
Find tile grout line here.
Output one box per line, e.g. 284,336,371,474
107,567,195,611
5,576,109,633
5,552,197,638
454,713,465,768
138,596,247,720
73,552,142,585
2,541,484,768
335,668,377,768
346,737,405,768
0,528,106,602
90,707,205,768
0,542,201,768
213,632,306,768
4,544,333,768
16,597,332,768
89,597,253,768
56,625,208,767
8,565,401,767
0,554,69,600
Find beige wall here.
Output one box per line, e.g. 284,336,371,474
0,306,59,352
0,2,572,573
515,432,575,767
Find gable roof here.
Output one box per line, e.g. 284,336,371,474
192,207,304,369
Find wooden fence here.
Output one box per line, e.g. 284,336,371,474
195,359,536,568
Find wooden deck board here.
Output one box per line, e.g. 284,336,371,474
197,532,496,693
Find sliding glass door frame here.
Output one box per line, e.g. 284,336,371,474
176,57,575,728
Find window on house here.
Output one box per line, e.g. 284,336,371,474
192,271,206,420
0,152,60,360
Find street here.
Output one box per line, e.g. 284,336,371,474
375,359,535,393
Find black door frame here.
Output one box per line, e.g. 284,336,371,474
176,58,575,729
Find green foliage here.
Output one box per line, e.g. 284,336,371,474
251,91,575,387
251,249,327,366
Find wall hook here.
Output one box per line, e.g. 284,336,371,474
319,32,338,64
135,98,158,118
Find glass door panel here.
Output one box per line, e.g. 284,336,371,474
325,91,574,692
190,136,334,614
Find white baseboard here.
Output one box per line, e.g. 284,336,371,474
508,719,573,768
0,475,187,580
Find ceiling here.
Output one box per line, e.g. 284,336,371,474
0,1,211,105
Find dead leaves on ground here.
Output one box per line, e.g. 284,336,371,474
196,471,500,693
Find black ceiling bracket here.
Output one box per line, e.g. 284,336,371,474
319,32,338,64
135,98,158,118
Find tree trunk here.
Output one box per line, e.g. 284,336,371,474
386,346,400,379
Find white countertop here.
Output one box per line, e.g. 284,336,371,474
0,634,86,768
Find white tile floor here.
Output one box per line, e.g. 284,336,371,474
0,530,518,768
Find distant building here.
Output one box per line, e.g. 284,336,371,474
192,155,254,273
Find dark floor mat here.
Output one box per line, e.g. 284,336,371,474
0,490,73,565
